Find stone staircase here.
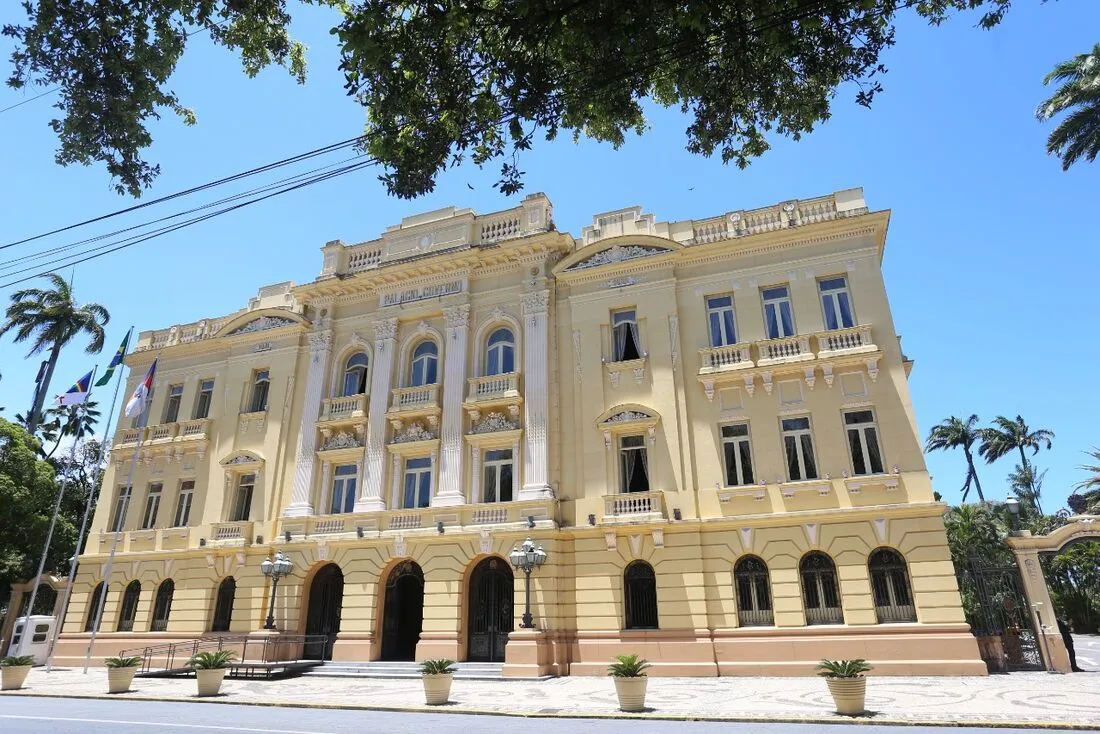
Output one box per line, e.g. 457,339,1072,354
303,661,506,680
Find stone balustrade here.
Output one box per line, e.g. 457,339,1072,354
320,394,368,422
698,344,753,373
755,335,814,366
390,384,440,413
209,521,254,546
603,491,665,522
815,324,876,356
465,373,520,402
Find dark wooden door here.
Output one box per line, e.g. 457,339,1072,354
381,561,424,661
304,565,343,660
467,557,513,662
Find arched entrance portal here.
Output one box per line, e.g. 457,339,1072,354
467,556,514,663
304,564,344,660
381,560,424,661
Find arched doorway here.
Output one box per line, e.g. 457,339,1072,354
304,564,344,660
381,560,424,661
467,556,513,663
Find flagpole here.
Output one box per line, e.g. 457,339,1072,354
83,354,155,673
16,365,96,658
46,334,131,672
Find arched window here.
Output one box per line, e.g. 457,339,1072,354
117,580,141,632
341,353,369,396
151,579,175,632
800,552,843,625
84,582,106,632
484,328,515,375
212,577,236,632
869,548,916,623
624,561,659,630
734,556,773,626
409,341,439,386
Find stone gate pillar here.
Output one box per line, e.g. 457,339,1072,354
1006,531,1070,673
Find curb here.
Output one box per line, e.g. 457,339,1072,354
3,690,1098,730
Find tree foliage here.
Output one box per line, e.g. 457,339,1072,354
5,0,1017,199
1036,43,1100,171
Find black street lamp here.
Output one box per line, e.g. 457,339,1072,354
1006,497,1021,532
260,550,293,630
508,538,548,629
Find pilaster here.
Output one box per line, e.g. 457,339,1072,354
284,329,332,517
519,289,552,499
356,318,397,512
434,304,470,506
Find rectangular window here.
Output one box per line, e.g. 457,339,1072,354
141,483,162,529
193,379,214,419
231,473,255,521
762,285,795,339
249,370,270,413
819,276,855,330
611,309,642,361
162,384,183,424
781,417,819,481
845,410,884,475
402,457,432,509
721,423,755,486
619,435,650,493
110,485,132,532
706,295,738,347
483,449,514,503
172,481,195,527
330,464,358,514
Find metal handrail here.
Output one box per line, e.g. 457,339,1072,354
122,633,331,676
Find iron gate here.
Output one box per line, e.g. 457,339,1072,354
956,557,1043,671
468,557,513,662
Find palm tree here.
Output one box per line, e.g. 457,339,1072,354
1036,43,1100,171
0,273,109,435
1069,448,1100,514
39,400,101,458
979,414,1054,468
925,415,986,502
1006,462,1047,517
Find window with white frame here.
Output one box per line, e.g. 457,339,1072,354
706,295,737,347
110,485,132,532
819,276,855,330
781,417,819,481
402,457,432,509
163,384,183,423
342,353,369,396
249,370,270,413
484,328,515,375
619,434,650,493
172,481,194,527
721,423,755,486
231,473,255,521
330,464,358,514
611,309,642,362
193,379,214,419
761,285,795,339
409,341,439,386
845,409,884,475
141,482,162,529
483,449,514,503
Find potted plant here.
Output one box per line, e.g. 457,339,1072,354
816,658,872,716
187,650,237,697
607,654,650,712
420,658,456,705
104,655,143,694
1,655,35,691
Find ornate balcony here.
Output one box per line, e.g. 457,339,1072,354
209,521,254,547
815,324,876,357
387,384,441,430
464,373,522,422
319,394,368,429
754,335,813,367
602,491,666,524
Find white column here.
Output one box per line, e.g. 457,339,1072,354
284,330,332,517
356,318,397,512
319,461,332,515
519,289,553,499
391,453,403,509
433,304,470,506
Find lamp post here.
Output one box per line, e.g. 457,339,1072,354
260,551,293,631
509,538,547,629
1006,498,1021,533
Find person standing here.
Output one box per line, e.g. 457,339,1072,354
1057,617,1084,672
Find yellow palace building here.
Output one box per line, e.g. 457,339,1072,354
53,188,986,676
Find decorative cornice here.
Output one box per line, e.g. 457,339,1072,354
521,290,549,315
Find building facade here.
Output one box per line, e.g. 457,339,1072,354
54,189,986,676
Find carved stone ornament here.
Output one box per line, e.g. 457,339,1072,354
321,431,362,451
488,306,507,323
228,316,297,335
221,453,259,466
470,412,519,434
374,318,398,341
605,410,652,424
444,304,471,329
392,422,435,443
521,289,549,315
308,330,332,351
566,245,668,271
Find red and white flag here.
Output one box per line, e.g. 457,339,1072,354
124,359,157,418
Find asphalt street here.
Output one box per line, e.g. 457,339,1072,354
1072,633,1099,670
0,697,1085,734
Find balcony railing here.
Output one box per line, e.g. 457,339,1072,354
875,602,917,624
466,373,520,402
470,507,509,525
390,384,439,412
179,419,210,440
210,521,254,544
755,335,813,366
739,608,775,626
389,513,423,531
149,424,174,441
116,428,142,445
698,344,753,373
320,394,367,422
805,604,844,625
478,212,522,243
603,490,665,520
815,324,875,356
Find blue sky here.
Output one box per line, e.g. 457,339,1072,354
0,2,1097,509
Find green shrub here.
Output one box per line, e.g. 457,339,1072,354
816,659,872,678
1,655,35,667
187,650,237,670
606,654,650,678
105,655,143,668
420,658,457,675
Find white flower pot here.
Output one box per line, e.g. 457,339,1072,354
1,665,32,691
195,668,228,697
613,676,648,712
422,673,453,705
826,677,867,716
107,666,138,694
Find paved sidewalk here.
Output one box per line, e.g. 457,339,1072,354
3,667,1099,728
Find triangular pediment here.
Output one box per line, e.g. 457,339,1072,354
554,234,680,275
214,308,309,338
